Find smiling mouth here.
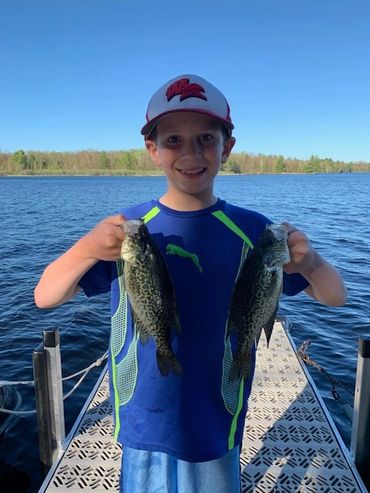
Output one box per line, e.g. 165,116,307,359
177,167,206,176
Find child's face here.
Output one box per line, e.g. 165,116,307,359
146,112,235,203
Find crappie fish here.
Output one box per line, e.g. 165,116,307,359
120,219,182,376
227,223,290,381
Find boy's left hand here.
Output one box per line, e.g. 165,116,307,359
282,222,315,276
281,222,347,306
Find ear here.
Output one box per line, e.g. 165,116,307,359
145,139,162,167
222,137,236,161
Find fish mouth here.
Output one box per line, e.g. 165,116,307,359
267,223,289,241
266,223,290,264
122,219,142,235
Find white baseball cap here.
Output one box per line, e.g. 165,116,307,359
141,74,234,138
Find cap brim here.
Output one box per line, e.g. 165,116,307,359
141,109,234,138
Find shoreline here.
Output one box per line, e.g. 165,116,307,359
0,170,367,178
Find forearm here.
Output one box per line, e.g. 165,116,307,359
35,214,126,309
34,236,98,309
301,251,347,306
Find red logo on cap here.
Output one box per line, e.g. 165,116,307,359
166,78,207,102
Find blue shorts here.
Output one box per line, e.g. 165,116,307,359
120,446,241,493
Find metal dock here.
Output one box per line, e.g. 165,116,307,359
38,321,367,492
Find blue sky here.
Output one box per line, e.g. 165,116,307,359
1,0,369,162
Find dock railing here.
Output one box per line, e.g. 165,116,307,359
350,336,370,488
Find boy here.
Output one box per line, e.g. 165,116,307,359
34,74,347,493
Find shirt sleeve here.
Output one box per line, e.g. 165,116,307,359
282,272,309,296
78,260,114,297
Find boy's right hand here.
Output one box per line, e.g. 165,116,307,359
80,214,126,261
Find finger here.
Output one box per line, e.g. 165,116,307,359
106,215,127,239
281,221,298,235
106,214,127,226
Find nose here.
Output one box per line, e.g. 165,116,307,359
181,137,203,158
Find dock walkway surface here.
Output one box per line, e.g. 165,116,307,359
38,320,367,493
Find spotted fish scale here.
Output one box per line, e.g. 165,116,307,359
120,220,182,376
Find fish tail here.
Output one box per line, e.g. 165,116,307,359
157,351,182,377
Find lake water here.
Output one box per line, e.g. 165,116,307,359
0,174,369,492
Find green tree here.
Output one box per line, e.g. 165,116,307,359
11,150,28,171
229,161,241,174
276,156,287,173
305,155,322,173
28,153,37,171
99,151,110,169
119,151,134,170
258,154,267,173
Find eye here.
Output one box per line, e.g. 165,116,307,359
200,133,214,143
167,135,181,145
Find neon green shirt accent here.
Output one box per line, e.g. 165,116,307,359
111,259,127,440
212,210,253,449
142,206,160,224
112,356,121,440
166,244,204,273
228,377,244,449
212,210,254,249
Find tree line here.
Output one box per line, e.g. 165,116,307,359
1,149,369,175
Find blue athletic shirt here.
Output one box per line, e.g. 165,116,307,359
79,198,308,462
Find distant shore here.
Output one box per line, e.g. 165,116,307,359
2,149,369,176
2,169,370,178
2,170,367,178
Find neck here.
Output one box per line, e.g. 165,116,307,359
159,190,217,211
